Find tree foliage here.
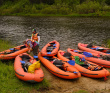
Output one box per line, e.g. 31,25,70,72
105,0,110,5
29,0,55,5
0,0,110,5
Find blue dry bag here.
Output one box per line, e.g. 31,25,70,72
83,52,93,57
67,60,75,66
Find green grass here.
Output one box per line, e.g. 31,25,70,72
107,39,110,48
0,39,14,51
0,39,50,93
102,39,110,48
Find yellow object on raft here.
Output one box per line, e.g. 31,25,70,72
28,60,41,73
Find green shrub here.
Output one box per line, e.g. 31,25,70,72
31,5,38,13
23,5,32,13
75,1,102,14
58,7,70,15
55,4,71,15
35,3,48,10
41,6,57,14
103,5,110,11
107,39,110,48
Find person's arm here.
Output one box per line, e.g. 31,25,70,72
31,34,33,40
38,36,40,43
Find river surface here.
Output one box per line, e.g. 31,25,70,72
0,16,110,51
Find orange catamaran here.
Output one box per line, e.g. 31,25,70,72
58,50,109,79
0,45,29,60
38,52,81,79
78,43,110,55
14,53,44,83
40,40,60,56
67,48,110,68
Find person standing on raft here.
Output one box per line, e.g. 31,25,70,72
31,29,40,55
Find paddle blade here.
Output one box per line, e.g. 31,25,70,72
20,60,25,64
47,52,51,54
10,48,14,50
34,56,38,58
73,71,78,74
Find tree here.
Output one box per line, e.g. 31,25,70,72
105,0,110,5
80,0,87,4
29,0,54,5
0,0,4,5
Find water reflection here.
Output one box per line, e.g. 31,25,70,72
0,16,110,51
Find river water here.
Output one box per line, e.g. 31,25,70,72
0,16,110,51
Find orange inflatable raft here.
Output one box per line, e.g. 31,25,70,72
67,48,110,68
38,52,81,79
40,40,60,56
0,45,29,60
14,53,44,83
58,50,109,79
78,43,110,55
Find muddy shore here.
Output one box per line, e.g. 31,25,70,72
36,65,110,93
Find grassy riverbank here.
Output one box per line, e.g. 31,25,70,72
0,39,49,93
103,39,110,48
0,0,110,17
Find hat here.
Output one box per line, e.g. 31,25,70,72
32,29,36,32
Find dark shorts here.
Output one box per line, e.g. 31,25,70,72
32,45,39,56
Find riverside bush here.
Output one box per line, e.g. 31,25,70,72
58,7,70,15
103,5,110,11
41,6,57,14
107,39,110,48
0,0,110,16
75,1,102,14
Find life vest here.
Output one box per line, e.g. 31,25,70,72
32,33,38,41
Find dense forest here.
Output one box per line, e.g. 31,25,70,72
0,0,110,16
